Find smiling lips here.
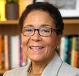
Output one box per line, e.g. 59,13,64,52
29,46,44,52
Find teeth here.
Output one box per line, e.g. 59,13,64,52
30,46,43,49
29,46,44,51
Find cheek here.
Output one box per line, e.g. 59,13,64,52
45,36,58,48
22,35,29,46
44,37,58,57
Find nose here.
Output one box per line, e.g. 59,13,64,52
31,30,42,41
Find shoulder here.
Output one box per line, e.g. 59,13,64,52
3,66,28,76
3,59,31,76
59,62,79,76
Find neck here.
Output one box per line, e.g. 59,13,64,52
31,61,47,74
30,54,54,74
29,51,56,75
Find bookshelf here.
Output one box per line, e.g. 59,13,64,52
0,19,79,35
0,20,18,25
0,19,79,75
0,20,20,76
63,19,79,35
0,70,8,74
0,20,20,35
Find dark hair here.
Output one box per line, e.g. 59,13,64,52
19,2,64,34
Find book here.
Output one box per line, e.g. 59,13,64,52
60,36,71,64
0,35,3,69
64,36,71,64
71,36,79,67
4,35,9,70
19,35,23,67
9,35,20,68
0,0,6,21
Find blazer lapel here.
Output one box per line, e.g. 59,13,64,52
41,52,63,76
21,52,63,76
20,59,31,76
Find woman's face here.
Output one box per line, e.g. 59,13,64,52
22,10,59,62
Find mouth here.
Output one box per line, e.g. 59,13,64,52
29,46,44,52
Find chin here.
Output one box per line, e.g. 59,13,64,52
30,55,45,62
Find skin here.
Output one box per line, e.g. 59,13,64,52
22,10,60,74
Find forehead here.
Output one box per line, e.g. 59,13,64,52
23,10,56,28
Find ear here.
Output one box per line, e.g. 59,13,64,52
56,35,62,54
57,34,62,48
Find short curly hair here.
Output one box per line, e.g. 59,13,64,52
19,2,64,35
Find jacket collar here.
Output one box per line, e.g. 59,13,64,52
23,52,63,76
41,52,63,76
20,59,31,76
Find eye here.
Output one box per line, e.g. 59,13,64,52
24,27,34,33
26,28,33,32
40,28,50,33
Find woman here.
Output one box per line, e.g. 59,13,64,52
3,2,79,76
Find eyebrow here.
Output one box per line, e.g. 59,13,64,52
40,24,56,29
23,24,52,27
23,25,33,28
40,24,51,27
